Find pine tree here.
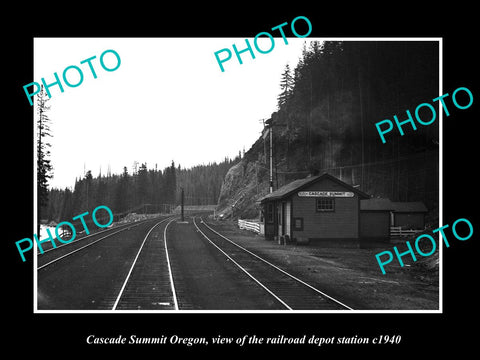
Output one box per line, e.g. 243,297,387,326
115,166,130,213
37,86,53,227
167,160,176,204
136,163,149,205
84,170,93,209
60,188,74,221
277,63,294,110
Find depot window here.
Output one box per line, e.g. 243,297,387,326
293,217,303,231
316,198,335,212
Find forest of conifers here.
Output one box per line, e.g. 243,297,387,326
43,157,240,223
247,40,440,210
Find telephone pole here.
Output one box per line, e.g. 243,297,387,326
181,187,184,222
264,118,274,193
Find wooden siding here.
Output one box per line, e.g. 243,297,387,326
394,213,425,229
291,177,359,239
360,211,390,238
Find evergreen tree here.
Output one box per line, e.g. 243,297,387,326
60,188,74,221
84,170,93,209
164,160,177,204
95,176,108,209
37,86,53,218
136,163,149,205
277,64,294,110
115,166,130,213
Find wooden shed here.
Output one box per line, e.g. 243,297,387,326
360,198,394,240
391,201,428,230
258,173,370,244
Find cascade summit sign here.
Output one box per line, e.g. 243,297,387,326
297,191,354,198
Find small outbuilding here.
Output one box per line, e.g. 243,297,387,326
391,201,428,230
359,198,394,240
258,173,370,244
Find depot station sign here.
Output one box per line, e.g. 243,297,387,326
297,191,354,198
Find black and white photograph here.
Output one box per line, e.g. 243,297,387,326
33,38,440,312
6,6,478,356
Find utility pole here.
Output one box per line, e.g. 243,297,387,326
270,122,273,193
264,118,274,193
181,187,184,222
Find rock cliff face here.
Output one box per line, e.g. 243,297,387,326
216,132,275,219
216,156,269,220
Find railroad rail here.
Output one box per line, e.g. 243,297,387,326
193,217,353,311
38,215,352,311
37,217,160,270
112,217,178,310
37,216,178,311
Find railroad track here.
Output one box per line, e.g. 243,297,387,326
37,218,158,269
37,214,352,311
112,217,178,311
37,216,178,310
193,216,353,311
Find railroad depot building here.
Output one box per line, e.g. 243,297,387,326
258,173,370,244
258,173,429,245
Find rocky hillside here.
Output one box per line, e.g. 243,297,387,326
217,138,270,219
216,41,439,219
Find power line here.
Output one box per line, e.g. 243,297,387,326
255,150,437,174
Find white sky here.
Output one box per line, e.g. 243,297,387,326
34,37,311,189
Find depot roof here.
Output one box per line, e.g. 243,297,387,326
258,173,370,203
359,199,428,212
360,198,394,211
391,201,428,213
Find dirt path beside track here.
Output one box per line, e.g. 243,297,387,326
204,219,439,310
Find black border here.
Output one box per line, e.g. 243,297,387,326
6,5,479,356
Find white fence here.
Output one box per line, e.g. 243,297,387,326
390,226,424,239
238,219,262,234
